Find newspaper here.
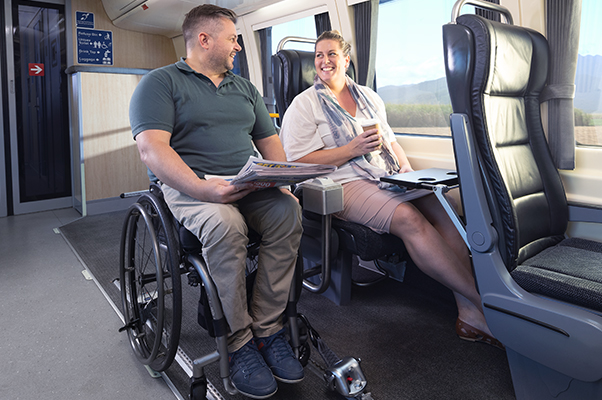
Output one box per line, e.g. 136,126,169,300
205,156,337,189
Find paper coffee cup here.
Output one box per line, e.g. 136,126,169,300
359,118,379,132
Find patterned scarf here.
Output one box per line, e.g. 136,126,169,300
314,75,400,188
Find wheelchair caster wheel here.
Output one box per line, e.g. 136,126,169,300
298,339,311,367
190,376,208,400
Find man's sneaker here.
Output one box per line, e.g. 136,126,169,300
229,339,277,399
256,328,304,383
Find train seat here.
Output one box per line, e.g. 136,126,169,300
272,48,408,305
443,4,602,399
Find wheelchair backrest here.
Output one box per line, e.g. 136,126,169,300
443,14,569,271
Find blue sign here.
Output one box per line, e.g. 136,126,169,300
77,29,113,65
76,11,94,29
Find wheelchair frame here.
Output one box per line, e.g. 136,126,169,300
118,183,309,399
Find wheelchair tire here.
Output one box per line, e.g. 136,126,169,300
120,192,182,372
190,376,208,400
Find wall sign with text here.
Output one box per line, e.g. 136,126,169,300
77,28,113,65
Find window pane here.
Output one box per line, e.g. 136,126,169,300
271,16,316,53
575,0,602,146
376,0,458,136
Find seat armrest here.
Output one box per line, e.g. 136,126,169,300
299,178,344,294
568,203,602,224
449,113,499,253
302,178,344,215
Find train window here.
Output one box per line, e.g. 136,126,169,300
257,15,316,108
270,16,316,52
575,0,602,147
375,0,460,137
232,35,248,78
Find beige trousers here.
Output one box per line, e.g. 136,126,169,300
162,185,302,353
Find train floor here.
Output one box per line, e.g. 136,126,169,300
1,207,516,400
0,208,178,400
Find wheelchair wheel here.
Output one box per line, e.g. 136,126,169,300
120,192,182,372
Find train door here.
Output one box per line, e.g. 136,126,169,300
1,0,71,216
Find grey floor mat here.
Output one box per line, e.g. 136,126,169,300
60,210,515,400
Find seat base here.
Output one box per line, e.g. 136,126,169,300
304,252,353,306
507,348,602,399
512,237,602,313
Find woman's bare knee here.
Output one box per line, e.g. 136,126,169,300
390,203,428,238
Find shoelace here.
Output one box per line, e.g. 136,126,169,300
232,343,267,377
263,334,293,362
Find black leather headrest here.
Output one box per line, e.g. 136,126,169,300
271,49,356,118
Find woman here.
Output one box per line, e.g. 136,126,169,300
280,30,502,350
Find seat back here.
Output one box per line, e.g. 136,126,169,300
444,14,568,270
271,48,355,118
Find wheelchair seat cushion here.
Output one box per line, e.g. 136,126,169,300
179,222,202,254
511,238,602,313
178,220,262,256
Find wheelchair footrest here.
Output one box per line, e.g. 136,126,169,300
325,356,367,398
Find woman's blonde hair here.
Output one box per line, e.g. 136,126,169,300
316,30,351,56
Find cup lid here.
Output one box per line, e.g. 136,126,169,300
358,118,379,127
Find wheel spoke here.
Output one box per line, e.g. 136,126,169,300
119,193,182,372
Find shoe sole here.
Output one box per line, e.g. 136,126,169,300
232,382,277,399
273,375,304,384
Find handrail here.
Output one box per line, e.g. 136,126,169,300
276,36,316,52
451,0,514,25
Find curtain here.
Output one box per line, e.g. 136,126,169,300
236,35,249,80
541,0,582,169
353,0,378,90
315,12,331,36
258,27,272,97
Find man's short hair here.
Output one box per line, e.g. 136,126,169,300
182,4,237,50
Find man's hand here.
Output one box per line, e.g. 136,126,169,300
279,186,300,203
203,178,255,203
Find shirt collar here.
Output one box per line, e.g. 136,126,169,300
176,58,234,79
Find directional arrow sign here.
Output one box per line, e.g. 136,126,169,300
29,63,44,76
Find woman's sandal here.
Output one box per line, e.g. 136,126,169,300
456,318,505,350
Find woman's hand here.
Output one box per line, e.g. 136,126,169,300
399,164,414,173
347,128,382,157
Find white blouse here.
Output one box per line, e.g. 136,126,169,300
280,84,396,184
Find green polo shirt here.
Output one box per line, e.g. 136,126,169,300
130,59,276,181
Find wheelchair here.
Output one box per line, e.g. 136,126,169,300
118,183,367,399
118,183,311,398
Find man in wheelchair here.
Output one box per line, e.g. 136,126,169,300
129,4,304,398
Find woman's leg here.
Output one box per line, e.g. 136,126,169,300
389,194,492,336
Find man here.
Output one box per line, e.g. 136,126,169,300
129,4,304,398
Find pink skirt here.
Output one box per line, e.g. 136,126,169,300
334,179,430,234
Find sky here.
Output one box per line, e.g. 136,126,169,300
376,0,475,88
375,0,602,88
578,0,601,56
